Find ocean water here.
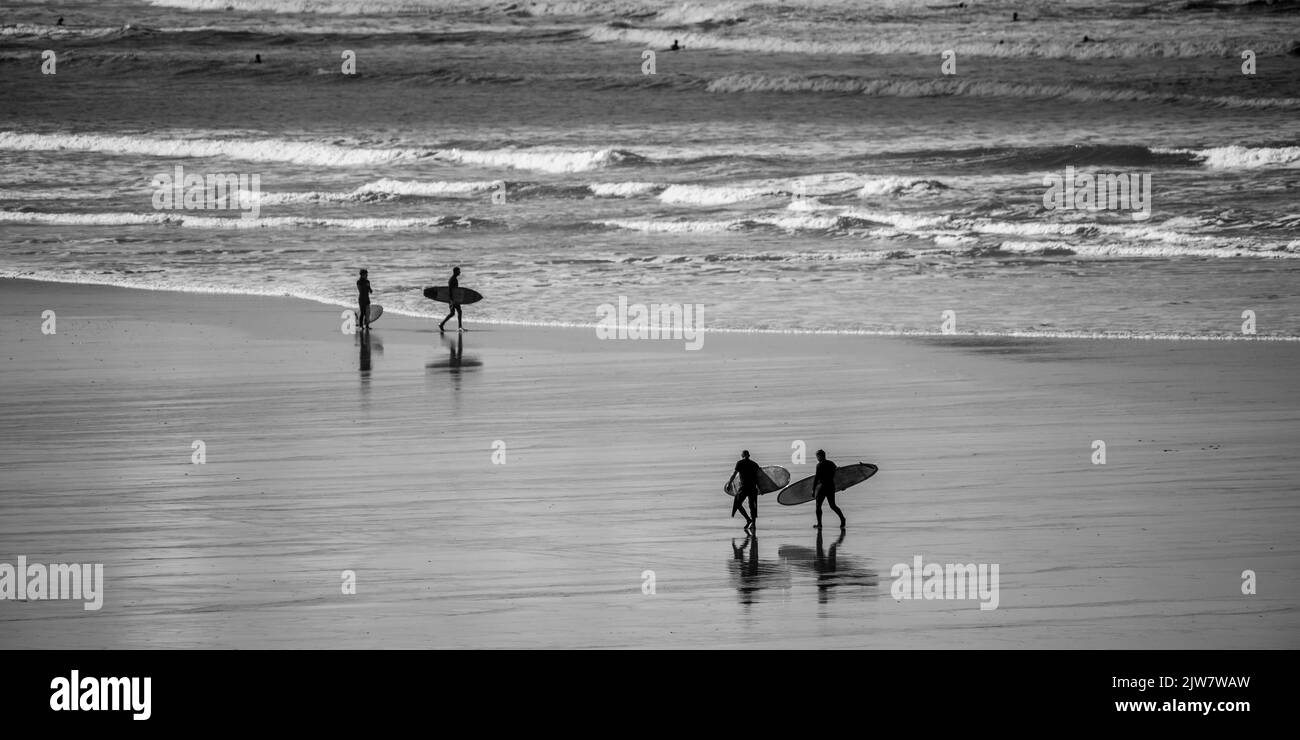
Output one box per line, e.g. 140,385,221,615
2,0,1298,337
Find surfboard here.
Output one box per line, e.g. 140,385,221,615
423,286,484,305
728,465,790,518
356,305,383,325
777,462,878,506
723,465,790,497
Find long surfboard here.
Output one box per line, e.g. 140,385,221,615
777,462,878,506
423,286,484,305
723,465,790,497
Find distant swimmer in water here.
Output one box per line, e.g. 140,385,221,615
254,53,262,63
1082,35,1092,43
670,39,682,51
1012,12,1018,21
811,449,846,530
727,450,761,532
438,266,464,332
56,16,64,26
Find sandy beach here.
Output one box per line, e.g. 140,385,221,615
1,277,1296,649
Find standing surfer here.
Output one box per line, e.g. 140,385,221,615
438,266,464,333
727,450,761,532
811,449,846,530
356,269,372,332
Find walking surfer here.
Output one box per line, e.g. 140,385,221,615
439,266,464,332
727,450,761,531
811,449,846,529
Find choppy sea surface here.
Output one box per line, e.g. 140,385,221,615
2,0,1298,337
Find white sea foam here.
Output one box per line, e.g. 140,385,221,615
842,210,953,230
0,209,468,230
232,190,351,205
598,218,738,233
588,182,659,197
600,213,862,233
0,131,416,167
786,197,830,212
0,132,635,173
656,173,876,206
353,178,500,196
434,147,624,173
658,184,784,206
1157,146,1300,169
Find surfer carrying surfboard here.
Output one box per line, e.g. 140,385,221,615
811,450,847,530
438,266,464,333
727,450,762,532
356,269,373,332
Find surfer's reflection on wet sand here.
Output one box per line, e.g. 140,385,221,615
425,333,482,374
778,530,877,607
728,534,791,607
357,330,382,377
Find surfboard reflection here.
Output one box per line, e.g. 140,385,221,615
425,333,482,374
728,534,791,607
778,531,877,607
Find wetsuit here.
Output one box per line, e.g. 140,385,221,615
734,457,761,521
357,277,372,328
814,458,846,528
439,274,462,330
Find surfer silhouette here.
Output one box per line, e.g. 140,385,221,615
670,39,681,51
438,266,464,332
356,269,372,331
727,450,761,531
811,449,846,529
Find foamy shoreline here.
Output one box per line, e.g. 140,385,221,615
4,273,1297,341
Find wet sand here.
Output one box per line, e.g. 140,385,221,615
0,278,1296,648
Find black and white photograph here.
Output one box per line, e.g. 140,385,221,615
1,0,1296,718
